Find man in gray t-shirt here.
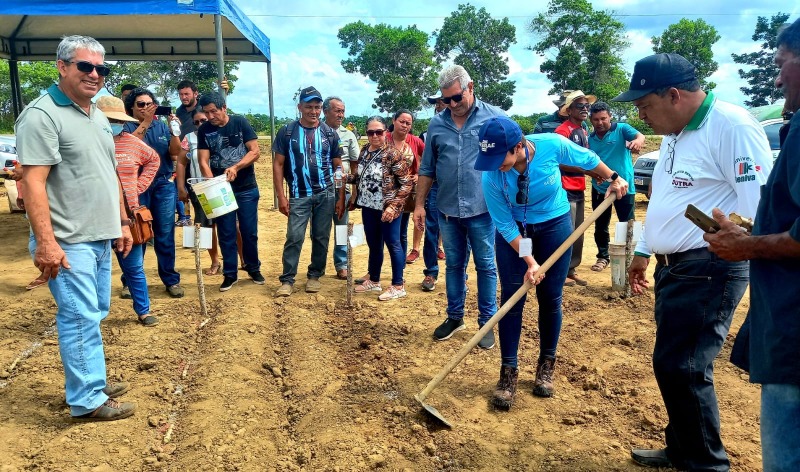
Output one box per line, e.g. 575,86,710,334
16,35,136,422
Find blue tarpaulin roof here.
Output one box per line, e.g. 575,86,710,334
0,0,270,62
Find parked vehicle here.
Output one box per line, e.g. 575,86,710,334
0,136,22,213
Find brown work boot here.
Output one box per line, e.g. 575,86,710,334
533,356,556,397
491,365,519,410
72,398,136,422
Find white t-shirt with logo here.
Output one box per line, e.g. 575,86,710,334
636,96,773,256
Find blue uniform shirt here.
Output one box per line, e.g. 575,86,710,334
588,122,639,194
419,98,505,218
482,133,600,243
123,119,173,177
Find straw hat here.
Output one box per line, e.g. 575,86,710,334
559,90,597,116
96,96,138,122
552,90,574,107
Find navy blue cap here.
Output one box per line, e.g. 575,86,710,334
474,116,523,171
299,86,322,103
613,53,697,102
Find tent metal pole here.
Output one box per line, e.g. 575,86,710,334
267,61,278,209
9,59,22,118
214,14,225,97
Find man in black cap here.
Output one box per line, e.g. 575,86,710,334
615,53,773,471
533,90,573,134
273,86,344,296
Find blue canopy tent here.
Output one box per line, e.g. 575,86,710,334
0,0,275,139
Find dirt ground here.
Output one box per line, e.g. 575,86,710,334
0,142,762,471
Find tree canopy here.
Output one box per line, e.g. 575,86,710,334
338,22,438,113
0,60,59,131
433,4,517,110
528,0,630,107
732,13,789,107
652,19,720,90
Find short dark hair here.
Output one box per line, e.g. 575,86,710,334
393,109,414,122
177,80,197,92
198,91,226,110
590,101,611,115
365,115,386,128
777,19,800,56
120,83,137,93
654,79,701,97
124,87,156,115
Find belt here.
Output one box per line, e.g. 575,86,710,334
654,247,715,266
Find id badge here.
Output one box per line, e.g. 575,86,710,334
519,238,532,257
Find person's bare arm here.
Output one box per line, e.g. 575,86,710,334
626,133,646,153
413,175,433,228
704,208,800,261
114,181,133,258
197,149,213,179
223,139,260,182
22,165,70,279
176,152,189,202
272,153,289,216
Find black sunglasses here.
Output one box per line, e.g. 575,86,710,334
573,102,590,110
193,119,208,125
135,101,154,108
67,60,110,77
366,129,385,137
441,93,464,105
516,174,530,205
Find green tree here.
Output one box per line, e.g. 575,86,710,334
104,61,239,105
0,60,59,131
528,0,630,110
433,4,517,110
732,13,790,107
652,19,720,89
338,22,438,113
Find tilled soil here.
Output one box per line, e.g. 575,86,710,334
0,147,762,471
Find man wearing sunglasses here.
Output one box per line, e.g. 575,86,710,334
15,35,136,421
414,65,505,349
554,90,597,287
614,53,772,471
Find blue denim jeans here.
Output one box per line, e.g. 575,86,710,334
216,186,261,279
139,175,180,287
114,243,150,316
332,191,350,271
422,182,440,278
496,212,572,368
652,255,749,471
362,207,405,286
30,236,111,416
761,384,800,472
439,211,497,325
280,187,334,284
591,188,635,260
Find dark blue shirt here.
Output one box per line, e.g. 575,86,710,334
272,121,341,198
748,112,800,385
123,119,173,177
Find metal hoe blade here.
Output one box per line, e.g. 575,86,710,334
414,394,453,428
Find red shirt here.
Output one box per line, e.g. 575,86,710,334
554,120,588,192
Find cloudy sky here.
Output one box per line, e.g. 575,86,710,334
221,1,798,119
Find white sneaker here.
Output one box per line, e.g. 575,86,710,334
378,285,407,301
355,280,382,293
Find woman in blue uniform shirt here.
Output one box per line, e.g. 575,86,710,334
476,116,628,409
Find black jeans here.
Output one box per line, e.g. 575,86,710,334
652,254,748,471
591,188,635,260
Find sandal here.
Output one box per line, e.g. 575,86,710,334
591,258,609,272
204,263,221,276
26,277,48,290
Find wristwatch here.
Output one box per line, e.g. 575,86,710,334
607,172,619,182
121,219,132,227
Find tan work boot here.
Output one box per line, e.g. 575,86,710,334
274,283,293,297
492,365,519,410
533,356,556,397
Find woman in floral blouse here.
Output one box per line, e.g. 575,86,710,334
347,116,413,301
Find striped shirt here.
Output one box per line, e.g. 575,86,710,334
115,132,160,208
273,121,342,198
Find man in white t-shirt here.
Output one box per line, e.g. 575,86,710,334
613,53,772,471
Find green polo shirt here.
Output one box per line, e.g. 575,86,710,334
15,84,121,244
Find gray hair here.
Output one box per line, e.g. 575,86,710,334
56,35,105,62
365,115,386,128
438,65,471,91
323,96,344,112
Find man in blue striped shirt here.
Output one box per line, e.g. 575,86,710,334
273,86,344,296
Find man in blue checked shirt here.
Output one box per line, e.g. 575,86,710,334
273,86,344,297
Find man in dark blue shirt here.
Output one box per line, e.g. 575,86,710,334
272,86,343,296
704,18,800,472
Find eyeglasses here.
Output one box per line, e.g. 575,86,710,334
135,101,154,108
573,103,590,110
665,136,677,174
441,93,464,105
66,60,110,77
516,174,530,205
193,119,208,125
366,129,385,137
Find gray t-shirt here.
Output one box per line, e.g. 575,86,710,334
15,84,121,244
335,125,360,173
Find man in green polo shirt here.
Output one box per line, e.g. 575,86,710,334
16,35,137,422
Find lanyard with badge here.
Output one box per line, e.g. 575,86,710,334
502,143,533,258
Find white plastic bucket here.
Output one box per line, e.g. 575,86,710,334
609,243,627,291
187,176,238,218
